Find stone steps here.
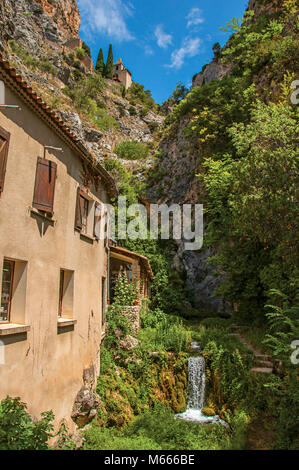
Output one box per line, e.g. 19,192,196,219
228,326,274,374
250,367,273,374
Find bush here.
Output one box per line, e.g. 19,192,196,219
0,397,54,450
114,141,149,160
128,105,137,116
75,47,85,60
154,317,191,353
141,308,167,329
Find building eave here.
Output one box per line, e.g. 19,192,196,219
109,245,154,280
0,54,118,200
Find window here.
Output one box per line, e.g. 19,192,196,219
32,157,57,214
81,196,89,233
0,260,15,322
101,277,106,327
75,188,98,238
0,258,28,325
0,125,10,196
75,188,90,233
58,269,74,318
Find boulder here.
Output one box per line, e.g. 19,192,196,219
71,386,100,427
119,335,139,351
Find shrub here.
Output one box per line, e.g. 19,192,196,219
128,105,137,116
0,397,54,450
114,141,149,160
202,407,216,416
154,317,191,352
141,308,167,329
75,47,85,60
112,273,138,306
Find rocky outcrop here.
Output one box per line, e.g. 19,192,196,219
119,335,140,351
71,364,100,427
192,61,232,88
71,387,99,427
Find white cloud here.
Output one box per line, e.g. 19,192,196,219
166,37,202,70
144,45,154,56
77,0,134,42
186,8,204,28
154,24,173,49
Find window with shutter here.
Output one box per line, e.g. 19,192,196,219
0,126,10,196
75,188,89,232
32,157,57,214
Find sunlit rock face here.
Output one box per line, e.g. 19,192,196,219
0,0,80,53
33,0,81,37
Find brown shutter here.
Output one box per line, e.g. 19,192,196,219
0,126,10,195
32,157,57,214
75,187,83,230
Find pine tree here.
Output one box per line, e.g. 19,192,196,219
95,48,104,75
104,44,114,79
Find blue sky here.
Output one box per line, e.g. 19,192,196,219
77,1,248,104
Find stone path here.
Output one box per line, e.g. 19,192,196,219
229,325,274,374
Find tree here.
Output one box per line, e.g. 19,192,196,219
105,44,114,79
95,48,104,75
212,42,221,60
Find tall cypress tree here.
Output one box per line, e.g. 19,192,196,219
105,44,114,79
95,48,104,75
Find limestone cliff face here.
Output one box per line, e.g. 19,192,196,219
0,0,79,53
34,0,81,37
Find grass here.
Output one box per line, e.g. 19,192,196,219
83,404,248,450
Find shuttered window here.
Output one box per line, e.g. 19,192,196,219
75,188,89,232
0,126,10,195
32,157,57,214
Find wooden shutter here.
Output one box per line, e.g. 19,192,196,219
94,202,103,240
0,126,10,195
32,157,57,214
75,187,83,230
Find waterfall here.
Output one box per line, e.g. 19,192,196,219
187,357,206,410
175,344,227,425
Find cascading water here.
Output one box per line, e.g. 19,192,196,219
175,343,227,425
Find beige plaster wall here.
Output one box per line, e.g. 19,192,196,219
0,86,109,432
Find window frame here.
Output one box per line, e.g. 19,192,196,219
0,259,15,324
0,125,10,196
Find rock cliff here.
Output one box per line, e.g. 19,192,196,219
0,0,163,179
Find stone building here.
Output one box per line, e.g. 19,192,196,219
109,244,154,334
0,54,117,431
113,58,132,90
64,38,93,72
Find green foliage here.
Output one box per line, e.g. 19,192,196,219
113,272,138,306
153,317,191,353
104,44,114,79
128,105,137,116
82,41,91,57
141,307,167,328
95,48,104,75
114,141,149,160
75,47,85,60
0,397,54,450
127,83,156,109
263,290,299,449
